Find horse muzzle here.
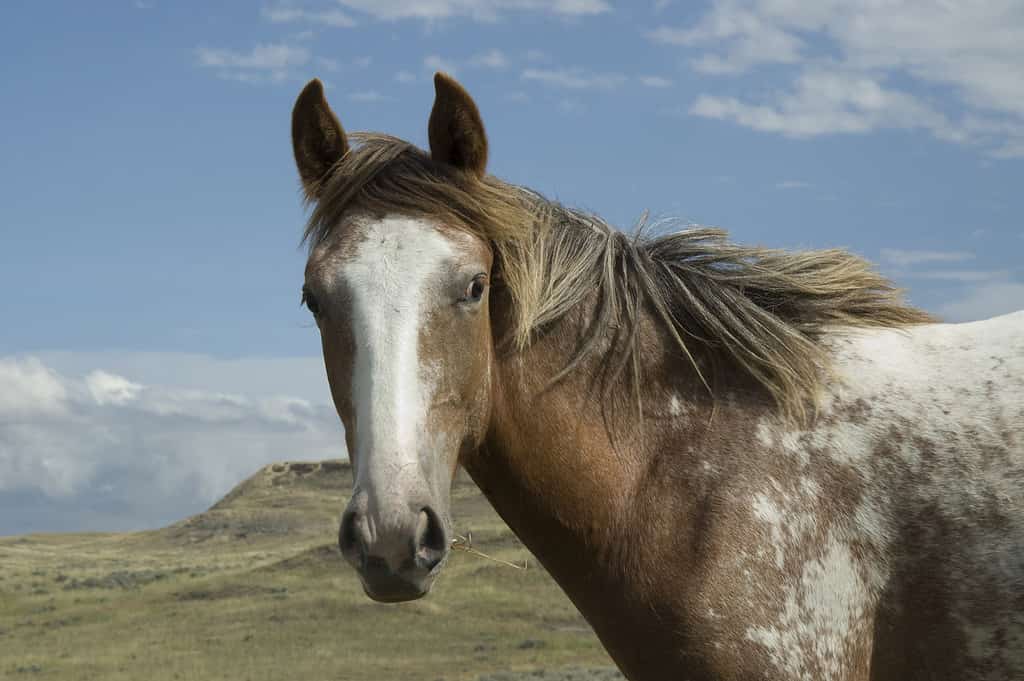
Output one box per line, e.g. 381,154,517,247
338,493,450,602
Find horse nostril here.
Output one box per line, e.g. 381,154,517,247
414,506,448,571
339,509,367,568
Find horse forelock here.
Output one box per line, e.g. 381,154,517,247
304,132,932,423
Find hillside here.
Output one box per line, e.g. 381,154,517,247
0,461,621,680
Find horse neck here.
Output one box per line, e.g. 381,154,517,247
463,299,720,610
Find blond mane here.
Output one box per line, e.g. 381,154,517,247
304,133,932,421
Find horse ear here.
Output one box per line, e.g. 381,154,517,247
428,72,488,178
291,79,349,200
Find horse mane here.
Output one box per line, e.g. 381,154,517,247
304,133,933,421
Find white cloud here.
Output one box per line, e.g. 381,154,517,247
471,48,508,69
907,270,1012,283
315,55,370,73
336,0,609,21
0,357,67,416
775,180,809,190
33,351,331,404
880,249,975,268
640,75,673,88
938,283,1024,322
522,67,626,90
0,355,343,534
525,49,547,62
649,12,802,73
653,1,1024,156
195,43,310,83
691,69,963,141
395,70,416,83
424,54,458,75
349,90,390,103
261,6,356,27
86,371,142,406
316,56,341,72
196,43,310,70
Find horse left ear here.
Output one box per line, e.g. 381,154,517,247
428,72,488,178
292,78,349,201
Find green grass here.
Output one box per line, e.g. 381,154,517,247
0,461,618,681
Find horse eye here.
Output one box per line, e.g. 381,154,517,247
301,286,321,317
463,274,487,303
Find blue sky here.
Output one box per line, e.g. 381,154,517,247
1,1,1022,533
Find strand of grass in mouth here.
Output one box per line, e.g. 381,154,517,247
451,533,528,570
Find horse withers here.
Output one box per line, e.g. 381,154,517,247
289,73,1024,681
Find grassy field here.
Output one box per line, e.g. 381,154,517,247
0,461,621,681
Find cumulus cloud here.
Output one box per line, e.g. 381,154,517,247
521,67,626,90
905,270,1013,283
0,358,68,417
690,69,963,142
336,0,610,22
194,43,311,83
880,249,975,268
938,283,1024,322
349,90,390,103
639,75,673,88
261,6,356,27
0,356,343,535
424,54,459,75
875,249,1021,322
470,48,508,69
195,43,309,70
652,1,1024,156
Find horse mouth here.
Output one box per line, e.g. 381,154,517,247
360,578,431,603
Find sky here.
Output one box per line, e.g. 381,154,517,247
1,1,1022,534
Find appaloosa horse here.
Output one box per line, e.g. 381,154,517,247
289,73,1024,680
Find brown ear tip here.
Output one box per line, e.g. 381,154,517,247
433,71,459,91
299,78,325,99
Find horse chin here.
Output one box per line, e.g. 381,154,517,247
360,579,432,603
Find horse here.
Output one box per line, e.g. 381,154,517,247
288,72,1024,681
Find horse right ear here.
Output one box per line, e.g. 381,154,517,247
291,79,349,201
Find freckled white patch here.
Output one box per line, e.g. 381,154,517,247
746,537,873,681
748,478,822,572
745,309,1023,677
342,215,456,530
798,477,820,497
851,499,889,549
669,394,683,416
777,430,810,466
752,493,787,569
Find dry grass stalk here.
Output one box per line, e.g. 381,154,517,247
451,532,529,571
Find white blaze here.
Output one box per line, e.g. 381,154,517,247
342,216,456,527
